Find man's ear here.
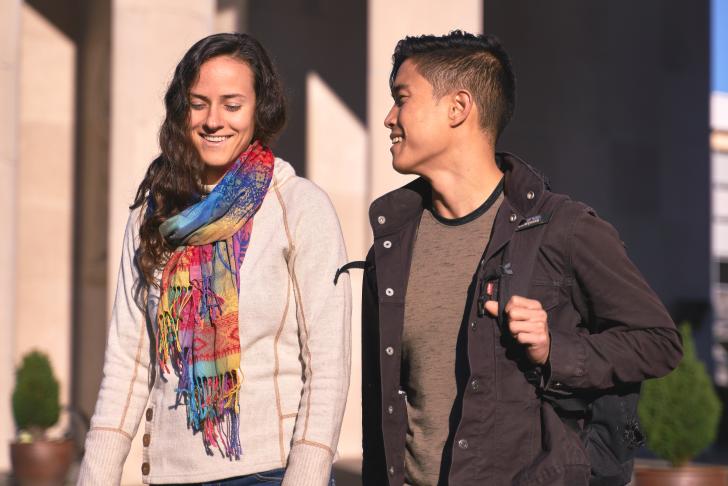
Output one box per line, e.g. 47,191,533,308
448,89,474,128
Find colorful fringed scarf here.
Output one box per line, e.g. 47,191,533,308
156,141,274,459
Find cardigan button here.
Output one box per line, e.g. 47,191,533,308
143,433,150,447
527,190,535,200
509,213,518,223
389,466,395,476
458,438,469,449
378,216,386,225
387,405,394,414
470,321,477,331
385,288,394,297
470,379,480,391
383,240,392,249
385,346,394,356
141,462,150,475
146,408,153,421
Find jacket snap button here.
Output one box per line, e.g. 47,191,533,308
143,433,150,447
385,346,394,356
387,405,394,414
385,288,394,296
389,466,395,475
378,216,386,224
141,462,150,475
457,439,469,449
509,213,517,223
383,240,392,249
527,190,535,200
146,408,153,421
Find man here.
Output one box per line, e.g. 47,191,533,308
361,31,682,486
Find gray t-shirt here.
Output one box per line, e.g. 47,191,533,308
402,186,503,486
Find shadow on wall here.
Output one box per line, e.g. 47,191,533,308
333,460,362,486
244,0,368,175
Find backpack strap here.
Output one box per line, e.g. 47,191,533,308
334,260,366,285
497,193,570,326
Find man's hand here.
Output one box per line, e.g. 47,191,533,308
484,296,550,365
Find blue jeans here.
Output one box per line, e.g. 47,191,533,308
157,467,336,486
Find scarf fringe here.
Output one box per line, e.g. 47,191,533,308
157,283,243,459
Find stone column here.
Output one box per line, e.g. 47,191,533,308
0,0,21,474
368,0,483,201
108,2,215,483
72,0,111,429
15,2,77,443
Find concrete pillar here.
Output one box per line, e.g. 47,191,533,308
72,0,111,429
15,0,76,440
0,0,21,473
108,2,215,483
306,71,368,462
368,0,483,201
216,0,247,33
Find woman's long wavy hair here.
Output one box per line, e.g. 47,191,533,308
131,33,286,287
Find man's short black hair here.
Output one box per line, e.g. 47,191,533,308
390,30,516,141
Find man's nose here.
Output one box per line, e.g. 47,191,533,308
383,105,397,129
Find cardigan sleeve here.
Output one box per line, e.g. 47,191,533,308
77,209,153,486
281,181,352,486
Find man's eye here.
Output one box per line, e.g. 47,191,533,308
395,97,406,106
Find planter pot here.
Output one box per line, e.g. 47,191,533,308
634,464,728,486
10,438,75,486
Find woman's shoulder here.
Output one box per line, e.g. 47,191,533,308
271,157,335,211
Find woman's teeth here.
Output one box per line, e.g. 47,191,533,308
392,136,403,144
202,135,231,142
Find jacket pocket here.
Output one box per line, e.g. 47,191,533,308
512,401,590,486
493,399,541,482
528,281,562,311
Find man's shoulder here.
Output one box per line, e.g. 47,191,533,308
543,191,598,223
368,177,429,232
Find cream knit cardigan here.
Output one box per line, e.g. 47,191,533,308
78,159,352,486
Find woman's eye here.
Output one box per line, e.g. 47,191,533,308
190,103,206,110
224,105,241,112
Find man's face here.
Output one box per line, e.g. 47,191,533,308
384,59,451,175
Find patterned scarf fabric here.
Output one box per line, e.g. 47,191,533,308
156,141,274,458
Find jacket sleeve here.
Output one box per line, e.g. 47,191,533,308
361,247,388,485
282,184,352,486
77,209,152,486
546,205,683,391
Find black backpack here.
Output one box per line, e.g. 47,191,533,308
494,193,645,486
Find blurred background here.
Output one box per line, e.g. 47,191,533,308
0,0,726,484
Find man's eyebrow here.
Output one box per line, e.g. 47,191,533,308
391,83,409,96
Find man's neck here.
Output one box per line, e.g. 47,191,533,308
426,150,503,220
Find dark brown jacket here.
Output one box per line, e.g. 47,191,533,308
361,153,683,486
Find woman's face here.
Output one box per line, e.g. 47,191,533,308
188,55,257,184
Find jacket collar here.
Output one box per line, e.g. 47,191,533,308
368,152,550,238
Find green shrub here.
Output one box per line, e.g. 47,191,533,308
638,322,722,467
11,351,61,437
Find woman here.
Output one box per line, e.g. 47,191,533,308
78,33,351,486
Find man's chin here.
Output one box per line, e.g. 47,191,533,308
392,158,415,175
